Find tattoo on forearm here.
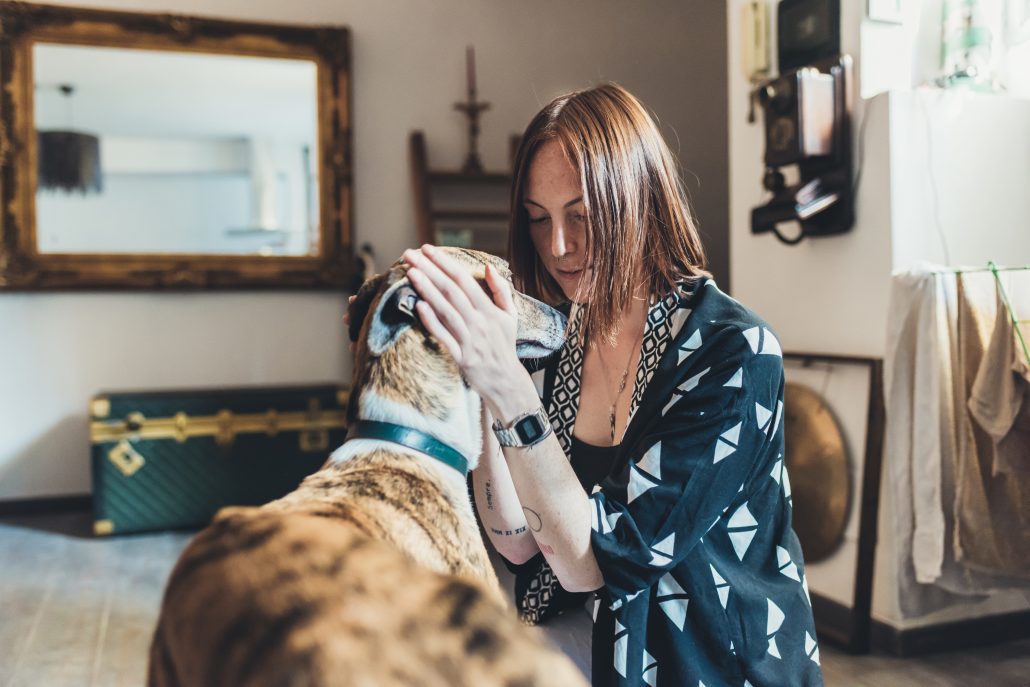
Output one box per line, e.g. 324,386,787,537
540,544,555,555
489,526,528,537
522,507,543,533
484,481,494,511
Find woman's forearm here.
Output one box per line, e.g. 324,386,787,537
487,378,605,593
473,408,541,564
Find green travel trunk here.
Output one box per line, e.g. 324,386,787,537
90,384,349,536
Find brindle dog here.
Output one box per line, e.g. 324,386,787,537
148,249,585,687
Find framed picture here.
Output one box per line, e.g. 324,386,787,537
782,352,885,653
868,0,904,24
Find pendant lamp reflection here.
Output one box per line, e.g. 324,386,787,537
37,84,102,194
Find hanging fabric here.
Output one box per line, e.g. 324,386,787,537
969,264,1030,477
988,262,1030,368
884,265,1030,619
953,273,1030,580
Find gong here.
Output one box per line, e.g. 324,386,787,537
784,382,851,562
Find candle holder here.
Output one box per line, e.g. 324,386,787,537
454,45,490,174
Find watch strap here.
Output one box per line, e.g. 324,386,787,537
492,406,552,448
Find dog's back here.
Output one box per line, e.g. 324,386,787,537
149,497,583,687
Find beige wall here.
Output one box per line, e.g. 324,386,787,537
0,0,729,500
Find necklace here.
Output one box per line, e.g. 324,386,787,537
594,325,645,444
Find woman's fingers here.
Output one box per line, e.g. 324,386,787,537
485,263,516,315
343,294,357,325
415,301,462,362
403,247,475,313
420,244,494,310
407,267,471,344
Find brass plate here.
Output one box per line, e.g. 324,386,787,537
91,397,111,419
108,440,146,477
89,393,348,445
784,382,851,562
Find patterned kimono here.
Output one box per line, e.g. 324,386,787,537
512,277,823,687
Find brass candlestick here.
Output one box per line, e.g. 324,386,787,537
454,45,490,174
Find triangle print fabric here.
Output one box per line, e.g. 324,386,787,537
777,546,801,582
742,325,783,358
642,649,658,687
767,599,786,659
637,441,663,479
649,533,676,567
805,632,821,665
678,328,702,364
614,619,629,678
714,421,742,464
510,278,823,686
711,564,732,610
591,495,623,535
662,366,711,416
727,502,759,560
656,573,689,631
628,464,662,504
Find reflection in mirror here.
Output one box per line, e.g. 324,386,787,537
33,44,319,257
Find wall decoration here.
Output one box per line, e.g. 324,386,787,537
783,352,885,653
0,1,353,290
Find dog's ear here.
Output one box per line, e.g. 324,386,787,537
348,271,390,344
366,275,421,356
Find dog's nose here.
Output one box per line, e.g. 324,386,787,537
551,306,568,332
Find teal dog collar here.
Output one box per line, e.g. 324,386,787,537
345,420,469,476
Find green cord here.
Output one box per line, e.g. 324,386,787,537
988,261,1030,369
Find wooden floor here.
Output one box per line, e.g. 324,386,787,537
1,510,1028,686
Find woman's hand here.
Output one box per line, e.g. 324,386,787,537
402,244,525,412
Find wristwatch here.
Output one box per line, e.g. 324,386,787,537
492,406,552,448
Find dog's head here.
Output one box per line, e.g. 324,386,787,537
343,249,567,468
348,248,567,361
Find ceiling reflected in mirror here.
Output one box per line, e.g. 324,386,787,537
33,44,320,258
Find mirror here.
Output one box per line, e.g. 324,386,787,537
35,45,320,257
0,3,353,289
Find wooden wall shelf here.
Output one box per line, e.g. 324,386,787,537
409,131,514,257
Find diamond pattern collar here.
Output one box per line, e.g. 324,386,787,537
547,283,693,453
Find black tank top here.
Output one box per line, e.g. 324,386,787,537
569,435,621,491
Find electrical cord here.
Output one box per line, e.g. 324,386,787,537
772,224,805,245
917,92,953,267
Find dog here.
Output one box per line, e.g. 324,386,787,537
147,248,586,687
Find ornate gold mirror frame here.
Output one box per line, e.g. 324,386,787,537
0,2,353,289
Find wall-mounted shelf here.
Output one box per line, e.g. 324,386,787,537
409,131,514,257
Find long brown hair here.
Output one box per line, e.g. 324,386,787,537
508,83,709,344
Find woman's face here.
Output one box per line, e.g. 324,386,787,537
524,141,590,303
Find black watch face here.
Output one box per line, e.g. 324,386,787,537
514,415,545,444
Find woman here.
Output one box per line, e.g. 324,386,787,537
403,84,822,687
